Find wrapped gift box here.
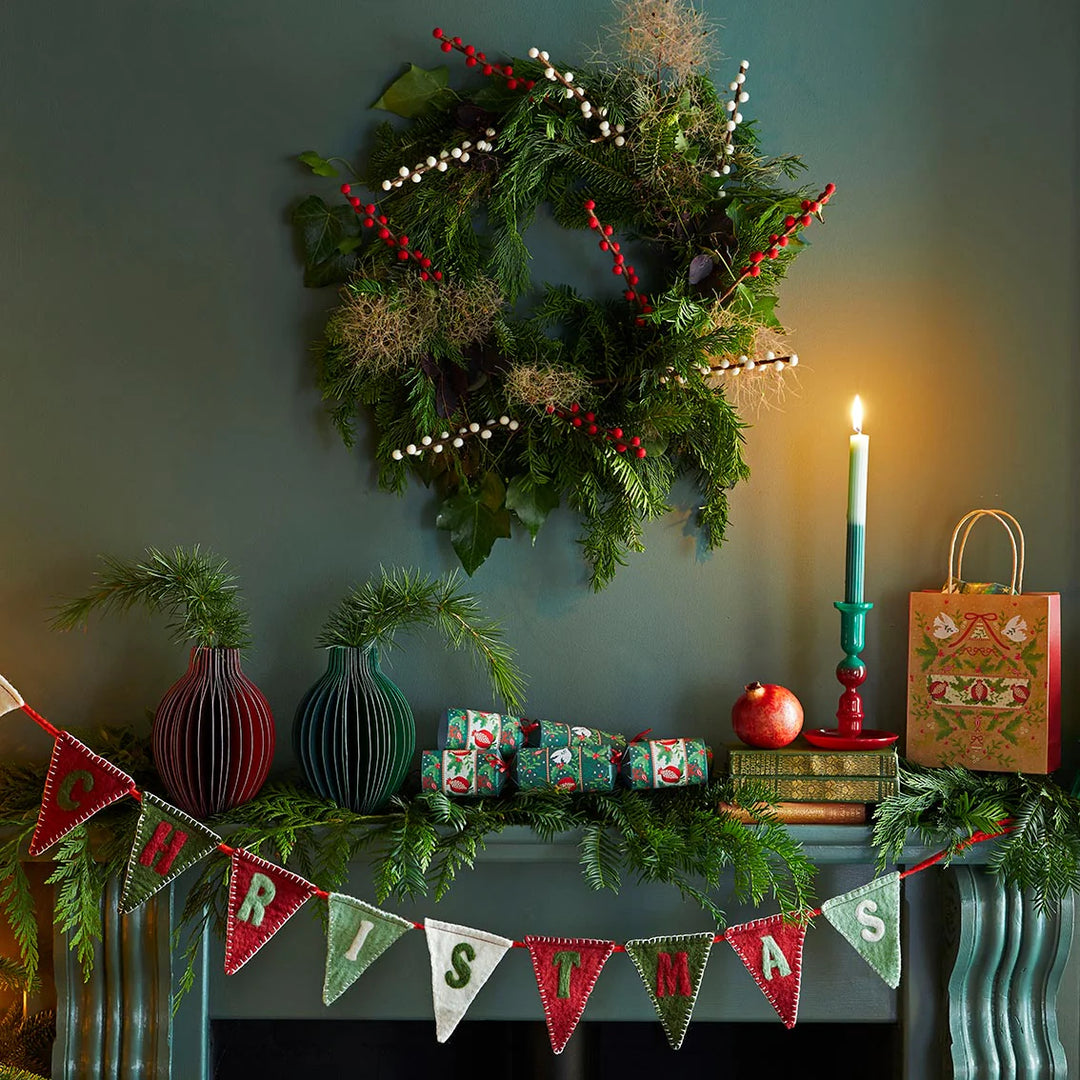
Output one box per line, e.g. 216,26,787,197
620,738,710,789
439,708,526,756
421,749,508,797
524,720,626,750
514,746,616,793
727,742,898,803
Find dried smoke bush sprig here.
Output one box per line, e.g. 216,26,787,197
504,364,593,408
613,0,718,85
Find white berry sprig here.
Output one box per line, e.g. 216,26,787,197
706,59,749,180
658,352,799,385
528,47,627,147
391,415,521,460
380,129,498,191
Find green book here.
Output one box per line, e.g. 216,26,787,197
727,743,898,803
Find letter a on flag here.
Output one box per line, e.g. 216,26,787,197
525,935,615,1054
29,732,136,856
725,914,807,1029
425,918,514,1043
821,872,901,988
624,932,714,1049
118,792,222,913
224,849,316,975
323,895,414,1005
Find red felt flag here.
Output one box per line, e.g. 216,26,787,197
28,732,136,856
525,935,615,1054
224,849,316,975
724,914,807,1029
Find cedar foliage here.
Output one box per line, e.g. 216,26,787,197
294,4,833,587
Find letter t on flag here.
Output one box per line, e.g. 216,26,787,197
525,935,615,1054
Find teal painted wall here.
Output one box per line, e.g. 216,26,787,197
1,1,1076,774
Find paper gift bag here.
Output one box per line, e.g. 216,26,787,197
906,509,1061,773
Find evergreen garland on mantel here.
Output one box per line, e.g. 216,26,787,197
293,1,837,586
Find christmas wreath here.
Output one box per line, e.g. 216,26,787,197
294,1,836,587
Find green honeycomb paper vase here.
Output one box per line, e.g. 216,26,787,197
293,645,415,813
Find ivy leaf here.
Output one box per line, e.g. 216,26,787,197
372,64,451,119
505,476,560,543
292,196,357,286
297,151,339,177
337,236,364,255
436,472,512,574
749,292,781,328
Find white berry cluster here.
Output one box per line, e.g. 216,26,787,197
706,60,750,182
528,47,627,147
658,350,798,385
391,415,521,459
380,129,498,191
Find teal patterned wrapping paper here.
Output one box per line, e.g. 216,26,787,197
514,746,617,793
619,738,710,789
440,708,526,755
420,749,509,797
524,720,627,750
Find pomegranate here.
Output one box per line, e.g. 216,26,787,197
658,765,683,784
446,776,472,794
555,776,577,791
731,682,804,749
473,728,495,749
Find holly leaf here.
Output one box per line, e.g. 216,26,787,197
297,151,339,177
505,477,559,543
372,64,451,119
292,195,358,282
436,472,512,574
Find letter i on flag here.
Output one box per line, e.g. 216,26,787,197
323,895,414,1005
821,872,902,988
525,935,615,1054
425,919,514,1043
725,914,807,1029
624,932,714,1049
28,732,136,856
224,849,316,975
119,792,222,914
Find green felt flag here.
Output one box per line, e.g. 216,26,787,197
119,792,221,914
624,932,714,1049
323,894,415,1005
821,872,901,988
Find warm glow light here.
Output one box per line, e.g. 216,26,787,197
851,395,864,434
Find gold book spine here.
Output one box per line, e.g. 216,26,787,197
719,801,868,825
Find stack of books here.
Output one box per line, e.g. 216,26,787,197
723,739,899,824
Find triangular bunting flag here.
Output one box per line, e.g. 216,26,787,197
118,792,222,914
525,935,615,1054
0,675,24,718
426,919,514,1043
28,732,136,856
725,914,807,1029
324,895,415,1005
821,871,902,989
624,932,714,1049
224,849,316,975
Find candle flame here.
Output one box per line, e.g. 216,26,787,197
851,395,864,434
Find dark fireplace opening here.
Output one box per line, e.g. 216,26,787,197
213,1019,901,1079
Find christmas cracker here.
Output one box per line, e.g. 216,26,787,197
421,749,509,797
440,708,527,756
515,746,616,793
524,720,627,750
620,738,710,789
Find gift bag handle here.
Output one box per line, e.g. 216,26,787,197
946,509,1025,594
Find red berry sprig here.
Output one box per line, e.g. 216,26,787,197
718,182,836,303
583,201,652,327
543,402,647,458
340,183,444,283
432,27,535,91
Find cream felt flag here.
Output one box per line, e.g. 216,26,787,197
28,732,136,856
425,918,514,1043
821,872,902,988
323,895,414,1005
0,675,24,718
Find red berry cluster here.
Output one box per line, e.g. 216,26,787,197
432,28,535,90
340,184,443,282
543,401,647,458
722,182,836,300
583,201,652,327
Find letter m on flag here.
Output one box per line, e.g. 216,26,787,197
656,951,692,997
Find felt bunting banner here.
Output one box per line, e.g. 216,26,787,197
725,914,807,1029
624,932,714,1049
426,919,515,1043
0,674,24,717
525,935,615,1054
224,849,316,975
324,894,415,1005
821,872,902,989
28,731,136,856
118,792,222,914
